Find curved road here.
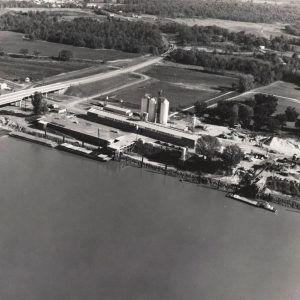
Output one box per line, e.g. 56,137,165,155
0,56,163,107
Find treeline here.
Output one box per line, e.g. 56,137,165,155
266,177,300,197
200,93,299,132
169,49,299,85
285,23,300,37
169,49,289,85
161,23,293,52
111,0,299,23
0,12,165,54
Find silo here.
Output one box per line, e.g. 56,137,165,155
140,95,149,114
159,98,169,125
148,97,157,122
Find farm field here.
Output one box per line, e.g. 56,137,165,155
0,56,95,82
170,18,289,38
106,79,220,110
143,65,238,91
0,31,140,61
65,73,142,98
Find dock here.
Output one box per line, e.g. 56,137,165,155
9,131,58,148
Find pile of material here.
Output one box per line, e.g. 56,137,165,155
263,136,300,156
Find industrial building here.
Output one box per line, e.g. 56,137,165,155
101,103,133,117
87,107,198,148
140,94,169,125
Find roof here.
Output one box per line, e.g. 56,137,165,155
88,107,198,142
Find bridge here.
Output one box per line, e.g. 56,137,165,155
0,56,163,107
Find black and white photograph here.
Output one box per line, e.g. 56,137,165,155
0,0,299,299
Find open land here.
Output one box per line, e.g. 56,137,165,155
35,65,114,86
0,56,96,82
169,18,290,38
105,64,237,109
105,78,220,109
230,81,300,114
0,31,140,61
143,65,238,91
65,73,143,98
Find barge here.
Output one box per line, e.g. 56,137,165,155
57,143,112,162
226,193,277,213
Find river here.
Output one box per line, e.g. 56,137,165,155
0,137,300,300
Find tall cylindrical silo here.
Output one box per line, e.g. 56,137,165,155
140,95,149,114
148,97,157,122
159,98,169,125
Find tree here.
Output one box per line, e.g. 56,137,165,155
58,50,73,61
267,118,280,132
229,104,239,126
285,106,299,122
275,113,287,129
19,48,29,56
31,92,48,115
33,49,40,57
238,104,253,126
254,93,278,129
238,74,255,92
222,144,244,172
194,101,207,117
196,135,221,160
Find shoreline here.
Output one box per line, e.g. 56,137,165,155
5,128,300,211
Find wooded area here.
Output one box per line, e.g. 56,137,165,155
169,49,299,85
115,0,299,23
0,12,165,54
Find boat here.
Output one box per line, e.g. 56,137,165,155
256,200,277,213
97,154,112,162
226,193,277,213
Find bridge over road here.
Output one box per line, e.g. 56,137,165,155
0,56,163,107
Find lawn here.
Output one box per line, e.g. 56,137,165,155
0,31,140,61
143,65,238,91
0,56,96,82
65,73,142,98
107,79,220,109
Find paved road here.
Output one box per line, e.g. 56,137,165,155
0,56,162,107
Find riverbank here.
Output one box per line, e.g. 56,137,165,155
4,127,300,211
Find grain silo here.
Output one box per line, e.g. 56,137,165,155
148,97,157,122
140,94,150,114
159,98,169,125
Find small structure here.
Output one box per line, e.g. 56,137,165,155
103,104,133,117
0,83,10,90
25,77,30,83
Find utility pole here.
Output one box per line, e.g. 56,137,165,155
98,128,100,150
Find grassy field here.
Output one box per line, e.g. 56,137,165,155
230,81,300,114
143,65,238,91
65,73,141,98
0,56,97,82
171,18,289,38
36,65,113,86
106,65,237,109
254,81,300,113
0,31,140,61
107,79,220,109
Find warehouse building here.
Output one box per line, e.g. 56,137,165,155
87,107,197,148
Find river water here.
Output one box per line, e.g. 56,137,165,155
0,137,300,300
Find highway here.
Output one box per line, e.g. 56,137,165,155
0,56,163,107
